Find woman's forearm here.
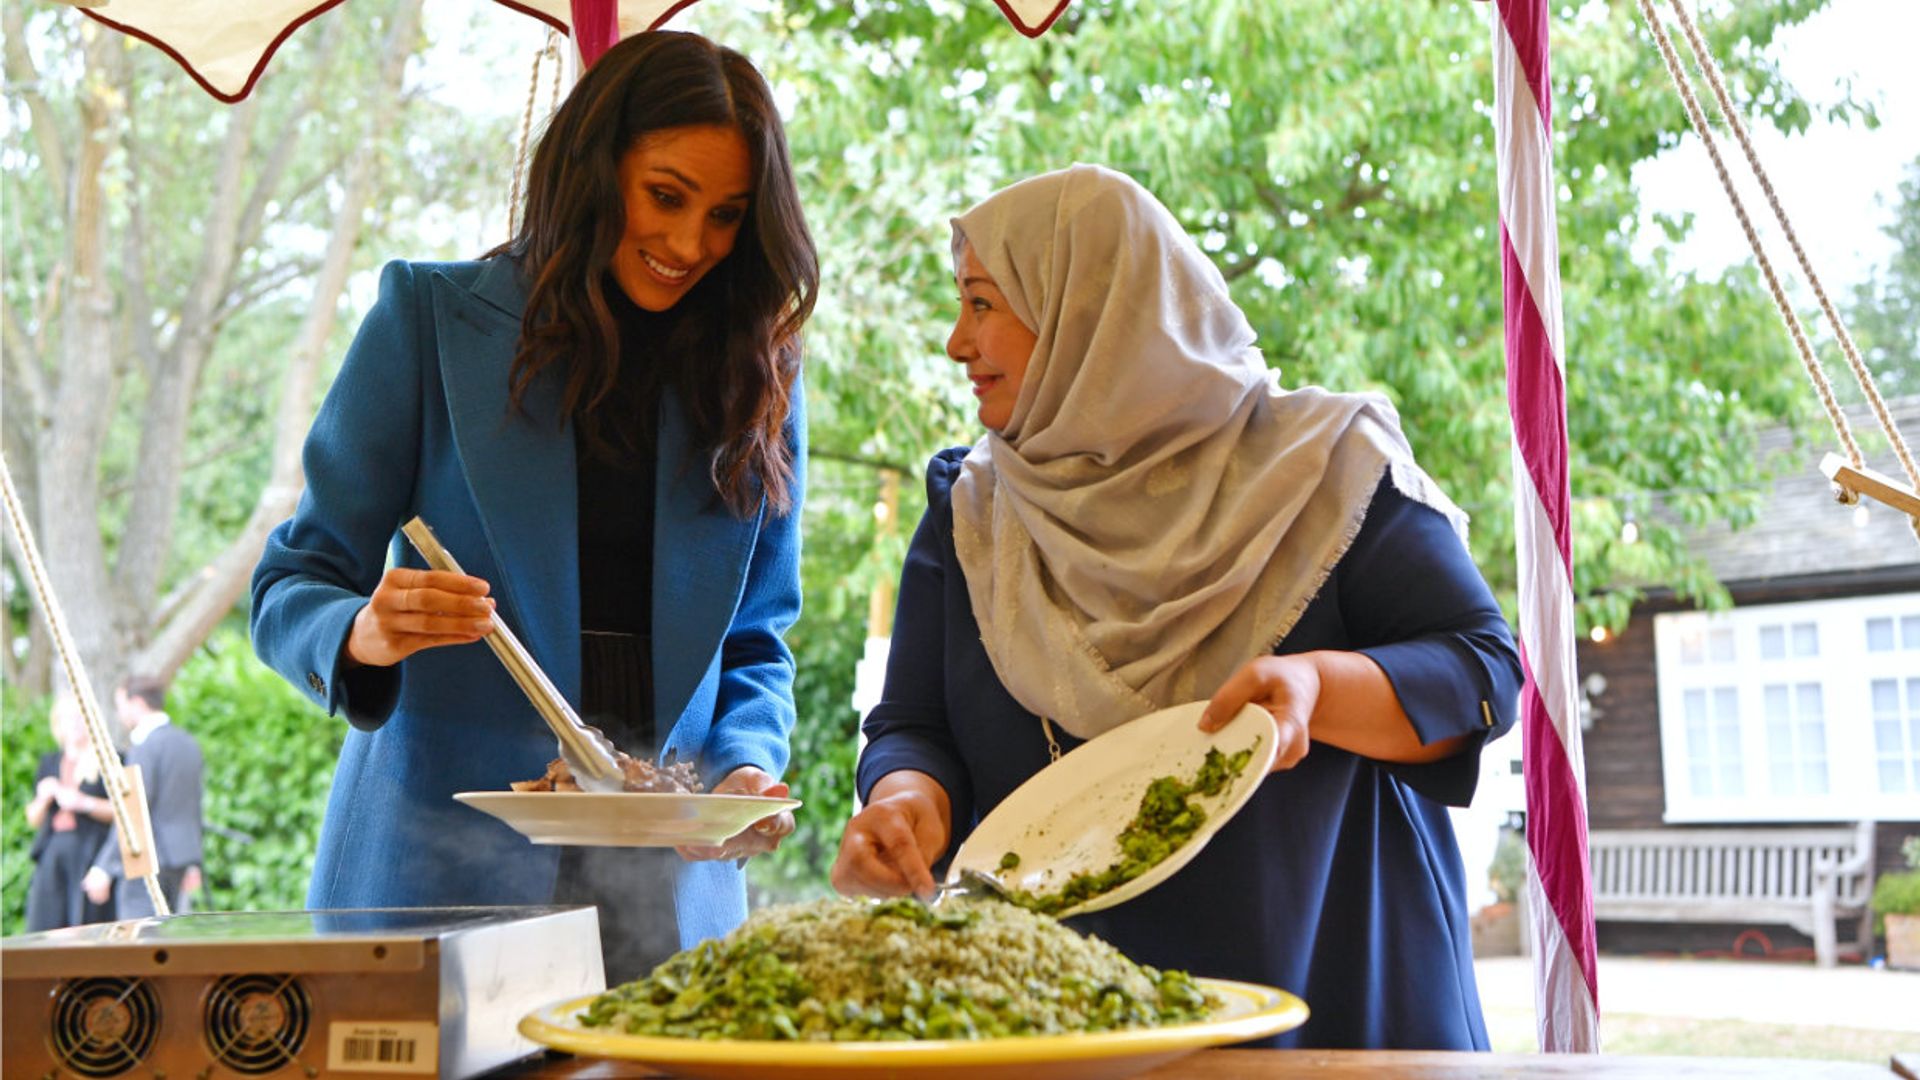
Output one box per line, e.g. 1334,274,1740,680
1303,650,1467,764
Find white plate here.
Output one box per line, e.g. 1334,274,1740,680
453,791,801,847
947,701,1275,917
518,977,1307,1080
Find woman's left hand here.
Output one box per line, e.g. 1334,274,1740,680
676,765,795,863
1199,654,1321,773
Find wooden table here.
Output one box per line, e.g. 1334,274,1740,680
496,1048,1899,1078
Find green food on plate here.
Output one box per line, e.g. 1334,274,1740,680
1003,746,1254,916
576,897,1214,1041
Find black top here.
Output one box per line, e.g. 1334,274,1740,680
575,284,666,636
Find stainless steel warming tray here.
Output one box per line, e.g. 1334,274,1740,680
2,905,603,1079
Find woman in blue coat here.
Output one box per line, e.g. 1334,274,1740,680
251,31,817,981
831,165,1521,1048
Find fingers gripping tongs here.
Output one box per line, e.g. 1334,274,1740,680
401,517,626,792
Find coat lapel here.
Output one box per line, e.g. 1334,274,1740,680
653,390,762,758
428,264,583,708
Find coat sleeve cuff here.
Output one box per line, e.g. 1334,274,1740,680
310,597,400,730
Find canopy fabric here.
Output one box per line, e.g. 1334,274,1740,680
70,0,1074,102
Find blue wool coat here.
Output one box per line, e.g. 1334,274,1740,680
250,258,802,947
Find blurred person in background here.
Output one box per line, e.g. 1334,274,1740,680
84,676,205,918
25,693,118,930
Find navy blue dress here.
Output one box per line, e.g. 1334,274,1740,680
857,448,1522,1049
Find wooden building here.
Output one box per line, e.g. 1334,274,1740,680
1574,397,1920,962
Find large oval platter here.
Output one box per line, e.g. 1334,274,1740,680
519,977,1307,1080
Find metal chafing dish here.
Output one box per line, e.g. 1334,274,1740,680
2,906,602,1079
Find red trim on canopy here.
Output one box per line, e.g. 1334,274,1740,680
79,1,572,105
988,0,1074,38
81,1,349,105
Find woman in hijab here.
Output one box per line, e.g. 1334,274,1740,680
831,164,1521,1050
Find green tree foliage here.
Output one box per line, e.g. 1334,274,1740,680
688,0,1864,896
2,0,510,694
3,1,1878,910
0,688,59,929
1849,156,1920,398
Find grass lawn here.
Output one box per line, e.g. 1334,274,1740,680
1485,1005,1915,1063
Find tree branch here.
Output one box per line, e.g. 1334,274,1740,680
139,0,428,680
809,448,916,474
2,305,46,419
232,12,351,258
212,257,325,329
115,89,260,611
118,52,160,378
2,4,70,194
39,27,128,696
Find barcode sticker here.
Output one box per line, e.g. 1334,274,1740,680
327,1021,438,1074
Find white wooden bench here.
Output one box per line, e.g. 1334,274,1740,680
1588,821,1876,968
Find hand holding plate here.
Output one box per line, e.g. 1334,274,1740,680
1200,654,1318,773
676,766,794,862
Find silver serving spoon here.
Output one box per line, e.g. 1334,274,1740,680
401,517,626,793
930,866,1016,906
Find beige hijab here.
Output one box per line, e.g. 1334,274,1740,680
950,164,1466,738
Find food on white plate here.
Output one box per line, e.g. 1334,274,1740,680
999,746,1253,915
511,753,704,794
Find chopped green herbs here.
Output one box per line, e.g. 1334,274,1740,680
1004,746,1253,916
577,897,1216,1041
998,851,1021,872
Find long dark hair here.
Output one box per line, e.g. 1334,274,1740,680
499,31,817,517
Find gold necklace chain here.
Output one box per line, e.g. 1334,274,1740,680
1040,716,1062,764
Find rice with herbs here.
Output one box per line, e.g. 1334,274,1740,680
577,897,1215,1041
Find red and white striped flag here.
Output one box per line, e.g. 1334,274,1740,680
1491,0,1601,1052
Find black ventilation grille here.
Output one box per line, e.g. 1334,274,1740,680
49,977,160,1078
203,973,313,1075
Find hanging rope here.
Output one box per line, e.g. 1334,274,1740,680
508,29,564,240
1635,0,1920,542
0,453,170,917
1662,0,1920,513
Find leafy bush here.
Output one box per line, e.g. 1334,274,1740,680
1,632,340,934
1871,870,1920,935
748,608,863,904
1488,824,1527,906
167,634,342,914
2,688,59,934
1872,833,1920,936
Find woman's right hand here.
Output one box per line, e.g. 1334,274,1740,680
830,771,952,900
345,568,495,668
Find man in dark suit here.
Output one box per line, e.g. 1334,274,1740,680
83,676,205,917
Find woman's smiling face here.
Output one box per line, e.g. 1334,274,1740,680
947,244,1038,431
611,124,753,311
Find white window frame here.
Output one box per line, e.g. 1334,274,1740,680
1654,591,1920,823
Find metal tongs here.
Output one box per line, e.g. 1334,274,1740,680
401,517,626,793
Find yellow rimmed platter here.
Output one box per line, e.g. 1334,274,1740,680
518,977,1307,1080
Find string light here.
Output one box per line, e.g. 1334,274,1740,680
1853,504,1870,529
1590,625,1610,644
1620,516,1639,545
